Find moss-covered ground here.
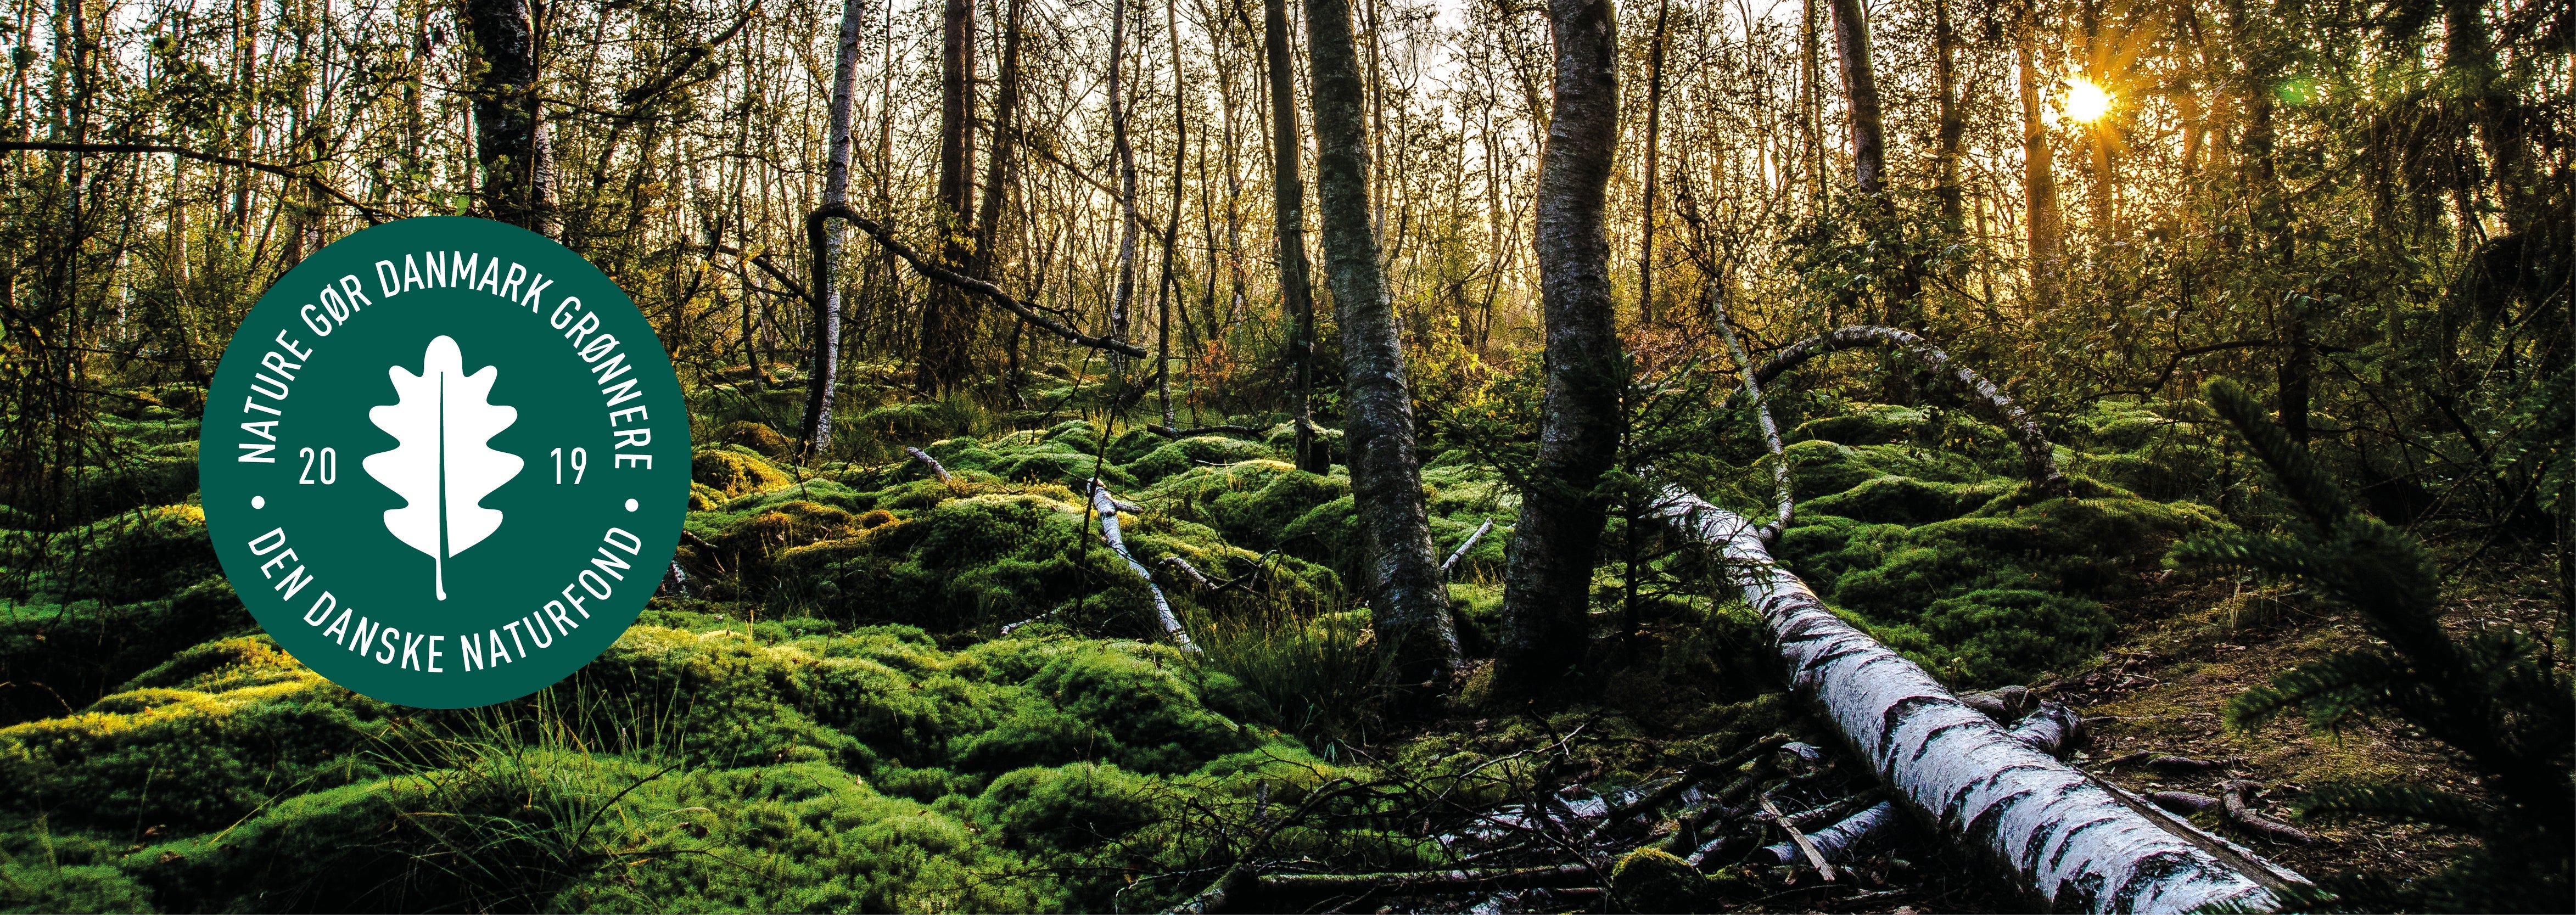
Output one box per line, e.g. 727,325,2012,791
0,381,2538,912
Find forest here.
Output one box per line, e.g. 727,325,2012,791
0,0,2567,908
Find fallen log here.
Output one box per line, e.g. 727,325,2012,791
1752,800,1905,868
2148,754,2244,774
1748,698,2077,868
1654,486,2288,911
1255,863,1594,895
1147,423,1263,439
2219,781,2316,845
1162,554,1218,590
1089,483,1197,654
905,446,952,485
2084,777,2314,894
1733,326,2067,495
2149,791,2221,815
1759,795,1838,879
1441,519,1494,577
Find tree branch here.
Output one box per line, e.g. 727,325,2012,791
3,141,393,223
816,204,1147,357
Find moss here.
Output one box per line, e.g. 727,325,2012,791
0,858,155,913
699,499,861,587
51,506,215,605
691,446,792,499
1786,403,1934,445
1610,847,1716,912
130,754,1061,913
0,578,254,725
1872,589,2116,687
1800,474,2008,526
713,420,796,458
0,636,394,833
1147,462,1348,554
1122,435,1275,484
972,762,1164,855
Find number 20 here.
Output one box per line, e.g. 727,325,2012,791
298,447,336,485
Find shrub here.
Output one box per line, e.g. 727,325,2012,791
2179,379,2572,912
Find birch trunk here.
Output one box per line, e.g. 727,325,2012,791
1090,484,1196,653
1739,325,2068,495
1108,0,1141,362
461,0,558,237
1654,489,2289,912
1304,0,1458,683
798,0,866,452
1823,0,1883,195
1494,0,1621,691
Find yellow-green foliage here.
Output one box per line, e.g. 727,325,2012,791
690,445,793,499
1611,847,1727,912
1,615,1326,912
1,636,396,834
128,754,1067,912
713,420,796,458
0,857,153,913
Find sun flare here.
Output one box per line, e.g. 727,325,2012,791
2064,77,2113,123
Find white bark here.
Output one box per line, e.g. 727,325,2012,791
1163,554,1218,590
1441,518,1493,576
906,446,952,484
1654,486,2286,912
1091,483,1197,653
1751,699,2079,867
1738,326,2068,495
1713,304,1792,540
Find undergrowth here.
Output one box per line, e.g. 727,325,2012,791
0,386,2346,912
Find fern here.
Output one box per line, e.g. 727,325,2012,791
2175,379,2573,912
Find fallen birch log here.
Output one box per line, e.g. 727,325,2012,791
1748,699,2075,868
1752,800,1904,868
1654,486,2287,912
1441,519,1494,577
1089,483,1197,654
1148,423,1263,439
1732,325,2067,495
1713,301,1794,540
1162,554,1219,590
1255,863,1593,895
905,446,951,484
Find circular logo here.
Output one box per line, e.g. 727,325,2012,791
200,217,690,708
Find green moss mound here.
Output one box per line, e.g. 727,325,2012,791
690,445,793,499
1768,405,2228,687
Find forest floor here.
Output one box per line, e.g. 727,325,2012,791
4,381,2555,913
2037,559,2564,900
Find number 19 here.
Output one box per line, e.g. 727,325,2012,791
552,447,587,484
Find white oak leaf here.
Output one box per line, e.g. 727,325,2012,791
362,335,523,600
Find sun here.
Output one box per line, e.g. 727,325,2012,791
2063,77,2113,124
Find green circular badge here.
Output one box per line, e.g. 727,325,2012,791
200,217,690,708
